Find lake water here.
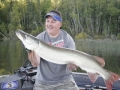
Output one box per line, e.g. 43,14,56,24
0,39,27,75
0,39,120,75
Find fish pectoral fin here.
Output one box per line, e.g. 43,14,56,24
93,56,105,67
87,72,99,83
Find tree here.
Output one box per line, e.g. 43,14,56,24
8,0,22,38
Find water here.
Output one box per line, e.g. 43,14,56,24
0,39,27,75
0,39,120,75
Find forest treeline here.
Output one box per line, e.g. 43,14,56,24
0,0,120,39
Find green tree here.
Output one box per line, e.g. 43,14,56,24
8,0,22,38
0,0,11,38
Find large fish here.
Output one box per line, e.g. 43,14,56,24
15,30,120,90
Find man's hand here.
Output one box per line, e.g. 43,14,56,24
93,56,105,67
67,63,78,71
28,51,40,67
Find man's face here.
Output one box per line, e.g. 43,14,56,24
45,16,62,36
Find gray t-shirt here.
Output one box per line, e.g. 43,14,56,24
35,29,76,84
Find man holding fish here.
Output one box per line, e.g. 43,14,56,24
27,10,105,90
27,10,79,90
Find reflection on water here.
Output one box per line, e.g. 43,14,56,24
0,40,27,75
0,39,120,75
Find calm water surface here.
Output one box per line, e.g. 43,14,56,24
0,39,120,75
0,39,27,75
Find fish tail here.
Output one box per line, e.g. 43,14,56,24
105,72,120,90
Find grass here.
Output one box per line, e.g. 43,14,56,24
75,39,120,74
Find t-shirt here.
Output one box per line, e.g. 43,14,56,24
35,29,76,84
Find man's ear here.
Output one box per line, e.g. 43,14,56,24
60,22,62,28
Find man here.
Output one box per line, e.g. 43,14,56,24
28,10,79,90
28,10,105,90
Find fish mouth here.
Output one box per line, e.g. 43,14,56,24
15,30,26,41
15,30,21,39
15,30,20,37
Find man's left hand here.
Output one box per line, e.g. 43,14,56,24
67,63,78,71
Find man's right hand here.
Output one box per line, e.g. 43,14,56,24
28,51,40,67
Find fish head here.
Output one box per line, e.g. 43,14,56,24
15,30,39,51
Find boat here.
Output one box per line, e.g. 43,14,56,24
0,60,120,90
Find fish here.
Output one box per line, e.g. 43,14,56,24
15,29,120,90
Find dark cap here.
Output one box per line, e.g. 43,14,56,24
44,11,62,22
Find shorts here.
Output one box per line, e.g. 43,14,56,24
33,78,79,90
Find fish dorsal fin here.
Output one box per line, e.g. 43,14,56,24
93,56,105,67
87,72,99,83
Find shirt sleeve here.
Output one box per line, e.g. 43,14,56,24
36,31,46,40
66,34,76,50
36,34,42,39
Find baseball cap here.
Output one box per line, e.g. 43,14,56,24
44,12,62,22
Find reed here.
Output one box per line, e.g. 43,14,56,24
75,39,120,74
